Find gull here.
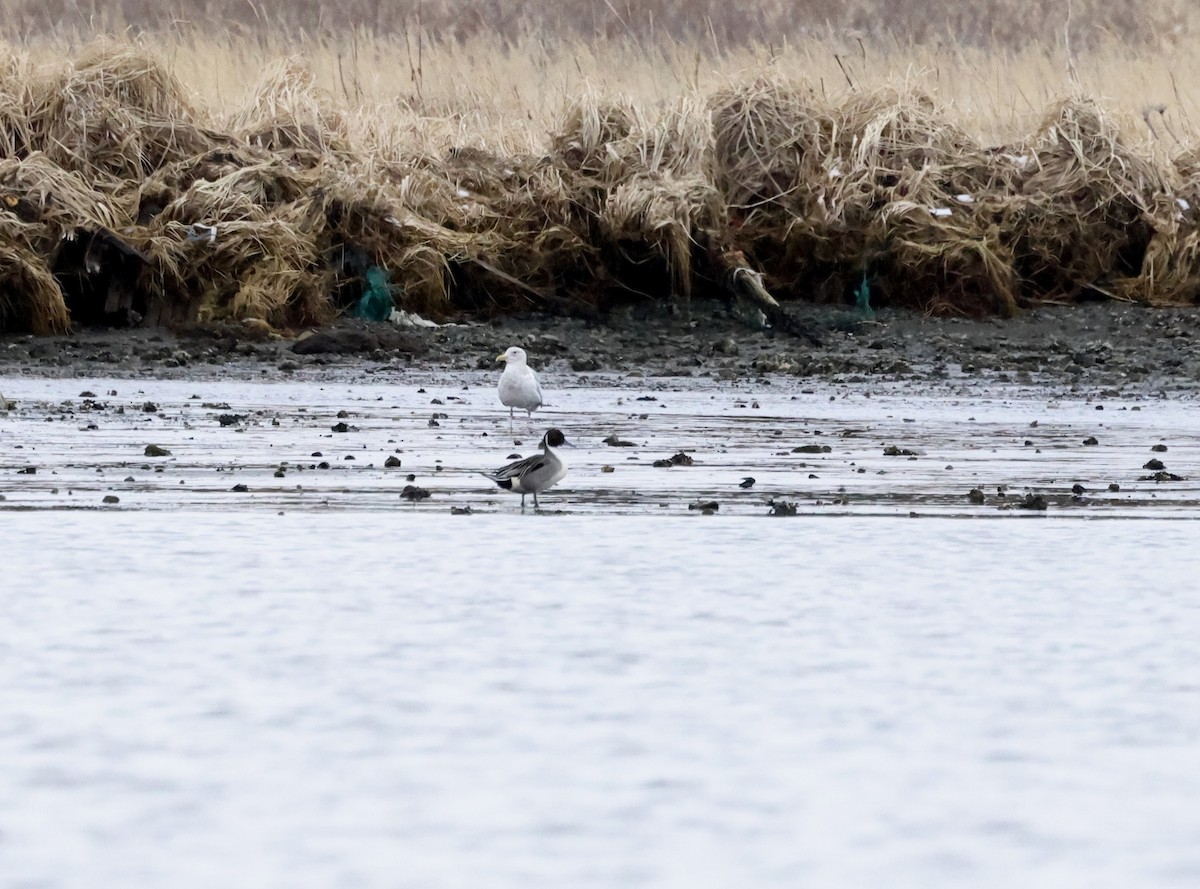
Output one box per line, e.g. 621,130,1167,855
481,428,571,510
497,346,542,433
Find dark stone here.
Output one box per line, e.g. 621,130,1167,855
144,444,171,457
291,325,427,356
384,456,402,468
1016,493,1048,511
402,484,431,501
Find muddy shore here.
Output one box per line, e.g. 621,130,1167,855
1,301,1198,395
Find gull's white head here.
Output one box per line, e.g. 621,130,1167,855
497,346,529,365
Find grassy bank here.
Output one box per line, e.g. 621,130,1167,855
3,11,1200,334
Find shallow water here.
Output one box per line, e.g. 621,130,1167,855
3,374,1200,887
3,514,1200,888
2,372,1199,516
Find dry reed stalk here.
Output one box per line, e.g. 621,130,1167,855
6,34,1200,334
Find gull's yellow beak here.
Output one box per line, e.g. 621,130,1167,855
496,353,507,362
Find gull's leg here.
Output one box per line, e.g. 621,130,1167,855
509,407,514,434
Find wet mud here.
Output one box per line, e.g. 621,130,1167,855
2,358,1198,516
2,300,1199,398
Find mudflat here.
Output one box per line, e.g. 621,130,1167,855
2,301,1197,397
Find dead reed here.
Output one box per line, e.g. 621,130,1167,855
4,23,1200,334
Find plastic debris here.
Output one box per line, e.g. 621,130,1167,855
855,273,874,319
388,309,440,328
185,224,217,244
354,266,394,321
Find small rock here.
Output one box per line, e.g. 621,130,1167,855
142,401,157,412
654,451,694,467
1108,483,1120,492
601,465,615,473
739,477,756,489
1150,444,1168,453
144,445,171,457
1082,436,1099,446
1143,459,1165,471
331,422,357,433
384,456,402,468
767,500,798,516
688,500,720,513
450,505,473,515
1015,493,1048,511
231,483,249,492
967,488,985,504
402,484,431,501
1142,470,1184,482
570,356,601,372
793,444,832,454
102,495,119,504
603,434,636,447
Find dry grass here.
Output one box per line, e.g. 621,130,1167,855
5,10,1200,333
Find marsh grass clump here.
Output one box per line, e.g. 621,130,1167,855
712,80,1020,315
5,30,1200,335
26,44,216,182
1001,98,1179,307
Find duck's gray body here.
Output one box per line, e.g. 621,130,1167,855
482,428,569,509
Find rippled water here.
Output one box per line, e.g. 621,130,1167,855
2,373,1199,515
3,374,1200,888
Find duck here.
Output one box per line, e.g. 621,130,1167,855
496,346,542,433
481,428,571,510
